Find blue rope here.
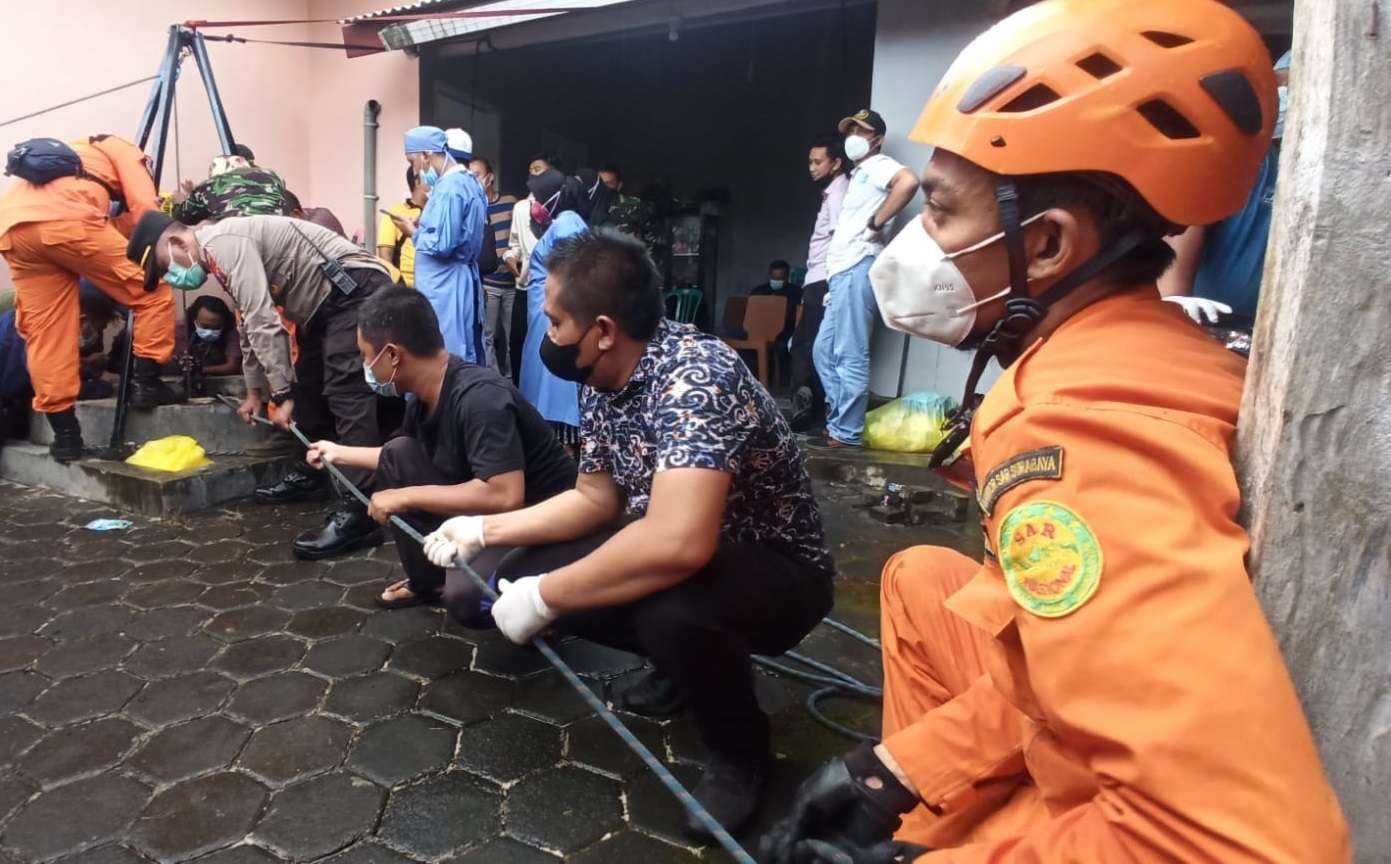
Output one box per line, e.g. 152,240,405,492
222,400,756,864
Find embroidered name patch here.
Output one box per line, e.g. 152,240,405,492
997,500,1102,618
977,446,1064,516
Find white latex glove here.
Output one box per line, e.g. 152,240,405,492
491,575,556,644
1164,295,1232,325
422,515,486,568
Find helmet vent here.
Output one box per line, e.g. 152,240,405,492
1138,99,1201,139
1000,84,1061,113
1076,52,1123,79
957,64,1026,113
1141,30,1194,48
1200,70,1264,134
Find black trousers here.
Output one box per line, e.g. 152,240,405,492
293,270,392,490
493,533,834,764
789,280,828,417
372,437,510,625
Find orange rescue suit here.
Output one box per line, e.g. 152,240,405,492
880,289,1350,862
0,136,174,413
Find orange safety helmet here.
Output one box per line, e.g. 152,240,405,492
910,0,1276,228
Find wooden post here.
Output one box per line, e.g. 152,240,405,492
1237,0,1391,859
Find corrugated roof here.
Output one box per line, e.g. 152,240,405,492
343,0,639,49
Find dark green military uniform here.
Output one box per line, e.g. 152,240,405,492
173,167,291,225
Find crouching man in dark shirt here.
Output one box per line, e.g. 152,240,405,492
305,287,575,624
423,229,834,837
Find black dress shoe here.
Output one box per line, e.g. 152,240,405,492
684,753,770,841
127,357,185,409
255,469,327,504
614,668,686,717
292,507,385,561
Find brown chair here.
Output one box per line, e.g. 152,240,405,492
723,295,788,386
722,296,748,334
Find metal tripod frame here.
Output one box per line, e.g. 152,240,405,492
107,25,237,456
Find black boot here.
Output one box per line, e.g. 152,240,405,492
46,410,85,464
255,468,328,504
292,504,385,561
127,357,184,409
684,752,770,841
614,668,686,717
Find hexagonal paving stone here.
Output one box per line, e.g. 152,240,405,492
455,712,561,784
626,761,705,845
376,772,500,861
239,715,352,785
360,607,441,644
187,539,252,565
0,773,151,861
567,831,701,864
205,606,293,642
0,670,48,715
123,578,207,609
126,560,200,584
565,712,669,779
324,672,419,722
125,605,212,641
340,584,388,612
57,541,131,565
347,713,456,785
505,766,623,853
193,558,266,585
38,605,135,640
286,607,366,640
33,633,136,678
447,838,559,864
190,845,283,864
0,604,47,638
302,636,392,677
24,669,142,726
50,579,129,608
12,578,63,606
0,636,48,672
389,636,473,680
0,774,37,822
129,772,268,861
125,670,236,725
0,716,43,766
253,772,384,860
472,640,552,679
123,540,195,563
419,671,515,726
123,634,223,678
211,635,307,680
227,672,327,724
510,672,597,726
61,844,159,864
127,715,251,783
319,843,416,864
325,559,396,586
270,581,346,612
199,583,274,610
58,562,129,584
260,561,330,586
18,716,142,786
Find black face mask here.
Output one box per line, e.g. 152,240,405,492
539,327,596,383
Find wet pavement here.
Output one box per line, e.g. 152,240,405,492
0,468,976,863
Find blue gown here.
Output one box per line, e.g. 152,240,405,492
412,168,487,363
519,211,587,428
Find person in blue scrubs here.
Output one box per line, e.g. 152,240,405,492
517,169,606,444
396,126,487,363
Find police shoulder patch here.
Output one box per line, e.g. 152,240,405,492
997,500,1102,618
977,446,1064,516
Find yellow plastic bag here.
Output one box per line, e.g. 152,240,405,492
125,435,212,473
863,391,957,453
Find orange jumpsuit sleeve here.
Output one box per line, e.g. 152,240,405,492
919,404,1349,863
97,137,160,221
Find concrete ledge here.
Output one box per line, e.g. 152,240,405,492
0,441,294,516
28,395,283,455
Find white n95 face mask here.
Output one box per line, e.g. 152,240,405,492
869,213,1043,346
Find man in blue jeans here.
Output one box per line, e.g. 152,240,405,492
811,109,917,447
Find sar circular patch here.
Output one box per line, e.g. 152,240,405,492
997,500,1102,618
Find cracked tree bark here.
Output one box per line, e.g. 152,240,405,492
1236,1,1391,859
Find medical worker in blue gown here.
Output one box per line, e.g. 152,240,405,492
517,169,609,445
398,126,486,363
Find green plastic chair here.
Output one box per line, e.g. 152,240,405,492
671,286,703,324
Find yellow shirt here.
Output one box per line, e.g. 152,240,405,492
377,201,422,288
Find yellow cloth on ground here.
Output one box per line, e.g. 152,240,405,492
125,435,211,472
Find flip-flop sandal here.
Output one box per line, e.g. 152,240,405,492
375,579,438,609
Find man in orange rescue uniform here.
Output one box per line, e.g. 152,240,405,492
761,1,1350,862
0,134,180,463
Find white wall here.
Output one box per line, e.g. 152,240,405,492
867,0,997,400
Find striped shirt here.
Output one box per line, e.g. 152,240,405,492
483,194,517,288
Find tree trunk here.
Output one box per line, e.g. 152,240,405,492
1237,1,1391,860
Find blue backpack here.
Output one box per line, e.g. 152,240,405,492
5,137,83,185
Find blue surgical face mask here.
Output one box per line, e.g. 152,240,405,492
194,327,222,342
363,344,399,397
768,279,786,291
165,241,207,291
422,166,440,187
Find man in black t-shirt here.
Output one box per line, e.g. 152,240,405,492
306,288,574,625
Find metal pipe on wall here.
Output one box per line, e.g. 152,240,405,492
363,99,381,249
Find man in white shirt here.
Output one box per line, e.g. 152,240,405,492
812,109,918,447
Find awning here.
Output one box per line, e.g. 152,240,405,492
342,0,642,52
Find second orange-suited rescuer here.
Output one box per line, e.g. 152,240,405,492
760,0,1351,862
0,134,182,463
